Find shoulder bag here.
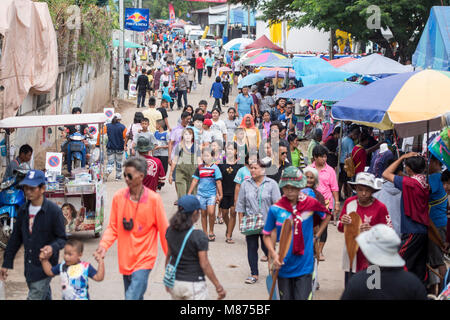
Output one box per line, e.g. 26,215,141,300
163,227,195,289
240,183,265,236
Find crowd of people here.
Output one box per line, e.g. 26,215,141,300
1,25,449,301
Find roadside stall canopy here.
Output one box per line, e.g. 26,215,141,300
243,50,287,66
237,73,265,88
293,57,356,87
278,81,364,101
339,53,414,75
259,68,296,79
223,38,253,51
331,69,450,137
0,113,108,129
244,35,283,53
328,57,357,68
412,6,450,71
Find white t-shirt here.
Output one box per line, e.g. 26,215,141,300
201,130,214,145
211,119,227,141
152,44,158,53
29,204,41,233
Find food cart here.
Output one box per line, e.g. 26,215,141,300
0,113,107,238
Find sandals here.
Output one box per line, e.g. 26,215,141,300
260,256,268,262
208,234,216,242
245,276,258,284
225,238,235,244
319,254,325,261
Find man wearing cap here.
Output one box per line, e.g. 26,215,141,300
0,170,66,300
341,224,427,300
200,119,214,148
136,136,165,192
337,172,392,287
263,167,331,300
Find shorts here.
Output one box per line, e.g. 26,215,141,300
399,233,428,282
219,195,235,210
278,274,313,300
197,194,216,210
169,280,208,300
428,226,447,268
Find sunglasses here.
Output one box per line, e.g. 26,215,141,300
281,152,287,155
123,172,133,180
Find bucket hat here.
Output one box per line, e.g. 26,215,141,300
279,166,307,189
348,172,381,191
356,224,405,267
136,136,155,153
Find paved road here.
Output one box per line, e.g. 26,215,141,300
1,70,345,300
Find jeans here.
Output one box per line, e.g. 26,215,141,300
124,74,130,90
123,269,152,300
137,91,146,107
197,69,203,84
27,277,52,300
213,98,221,111
67,141,86,173
245,234,268,276
207,66,213,78
106,149,124,179
177,90,187,109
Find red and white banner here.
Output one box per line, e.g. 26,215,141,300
185,0,227,2
168,3,175,22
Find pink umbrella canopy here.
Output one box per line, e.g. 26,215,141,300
328,57,357,68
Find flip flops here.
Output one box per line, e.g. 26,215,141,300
225,238,235,244
208,234,216,242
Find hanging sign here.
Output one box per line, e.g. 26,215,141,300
124,8,150,32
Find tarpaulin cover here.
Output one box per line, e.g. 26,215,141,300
244,35,283,53
277,81,364,101
339,53,414,75
293,57,355,87
0,0,59,119
412,6,450,71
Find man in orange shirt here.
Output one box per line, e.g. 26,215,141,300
96,157,169,300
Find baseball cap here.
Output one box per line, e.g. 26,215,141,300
251,85,257,91
114,113,122,120
177,195,201,214
279,166,307,190
19,170,46,187
203,119,212,127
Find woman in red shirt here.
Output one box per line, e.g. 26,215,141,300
196,52,205,85
337,172,392,288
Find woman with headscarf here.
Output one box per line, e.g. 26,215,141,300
237,114,261,151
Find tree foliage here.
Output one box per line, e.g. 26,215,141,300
230,0,450,61
138,0,209,20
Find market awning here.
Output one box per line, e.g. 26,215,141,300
277,81,364,101
331,69,450,137
0,113,108,129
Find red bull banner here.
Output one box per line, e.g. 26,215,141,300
124,8,150,31
185,0,227,2
168,3,175,22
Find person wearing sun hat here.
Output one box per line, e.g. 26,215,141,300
165,195,226,300
341,224,427,300
263,166,331,300
337,172,393,288
136,136,165,192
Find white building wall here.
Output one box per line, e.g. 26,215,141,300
256,19,330,53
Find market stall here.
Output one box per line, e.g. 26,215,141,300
0,113,107,238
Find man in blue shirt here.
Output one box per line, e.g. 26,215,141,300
278,101,298,131
428,155,448,289
234,86,254,119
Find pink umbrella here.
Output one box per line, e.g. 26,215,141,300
328,57,357,68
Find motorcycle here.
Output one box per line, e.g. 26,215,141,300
0,165,28,248
59,126,89,173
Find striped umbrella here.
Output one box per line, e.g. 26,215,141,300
332,69,450,137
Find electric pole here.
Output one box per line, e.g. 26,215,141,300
119,0,124,99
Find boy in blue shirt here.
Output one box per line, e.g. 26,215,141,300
154,119,169,190
188,148,223,242
263,167,330,300
40,239,104,300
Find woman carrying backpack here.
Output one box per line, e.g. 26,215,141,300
164,195,226,300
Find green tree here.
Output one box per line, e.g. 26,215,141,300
230,0,449,62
